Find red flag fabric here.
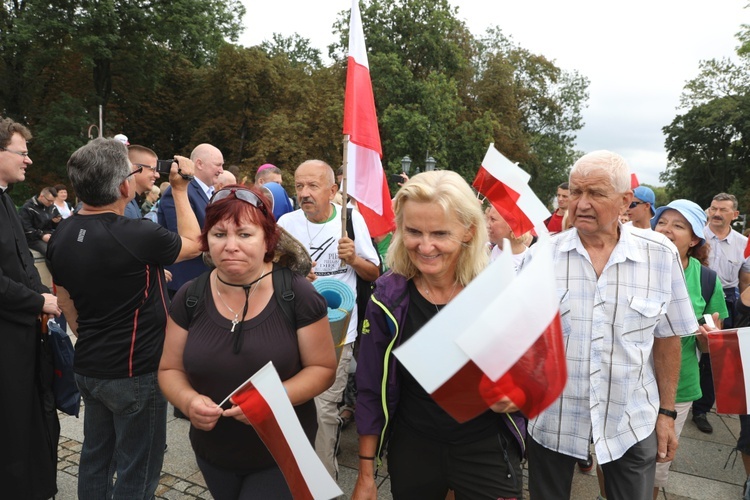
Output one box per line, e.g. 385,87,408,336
477,313,567,419
394,234,566,423
707,328,750,414
342,0,395,238
744,238,750,259
230,362,342,499
472,144,550,236
631,173,640,189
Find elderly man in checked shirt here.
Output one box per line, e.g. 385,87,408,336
524,150,709,500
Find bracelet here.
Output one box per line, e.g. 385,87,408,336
358,455,376,461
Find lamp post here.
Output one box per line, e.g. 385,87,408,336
425,156,436,171
400,155,412,175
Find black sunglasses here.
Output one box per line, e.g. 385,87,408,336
629,201,647,209
210,187,268,214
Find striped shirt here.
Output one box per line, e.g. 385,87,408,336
527,225,698,464
703,226,750,289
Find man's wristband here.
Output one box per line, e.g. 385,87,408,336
358,455,376,461
658,407,677,420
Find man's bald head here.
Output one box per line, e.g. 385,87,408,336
190,143,224,186
215,170,237,191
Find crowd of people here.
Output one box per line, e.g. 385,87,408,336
2,114,750,500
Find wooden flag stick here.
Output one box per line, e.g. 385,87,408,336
340,135,350,268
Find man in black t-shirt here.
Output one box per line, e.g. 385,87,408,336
47,138,202,499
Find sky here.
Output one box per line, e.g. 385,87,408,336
238,0,748,186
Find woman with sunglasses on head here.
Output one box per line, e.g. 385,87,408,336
159,184,337,499
352,171,525,500
650,199,727,499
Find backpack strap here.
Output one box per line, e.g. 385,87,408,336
185,270,212,325
272,264,296,329
346,207,355,241
699,265,717,313
183,266,297,330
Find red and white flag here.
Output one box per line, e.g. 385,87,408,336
631,173,640,189
393,234,567,422
707,328,750,414
472,144,550,236
342,0,396,238
230,362,343,500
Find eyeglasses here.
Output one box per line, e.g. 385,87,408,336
210,187,268,215
629,201,647,209
125,166,143,178
132,163,157,172
0,146,30,158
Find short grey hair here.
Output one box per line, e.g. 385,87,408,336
570,150,630,193
713,192,738,211
68,138,130,207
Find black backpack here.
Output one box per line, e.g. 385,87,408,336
183,264,296,328
698,265,717,313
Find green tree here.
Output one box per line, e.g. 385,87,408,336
662,30,750,210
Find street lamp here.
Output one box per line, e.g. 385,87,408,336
425,156,436,171
400,155,412,175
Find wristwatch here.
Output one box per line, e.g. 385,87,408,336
658,407,677,420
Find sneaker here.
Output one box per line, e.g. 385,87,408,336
577,453,594,474
692,413,713,434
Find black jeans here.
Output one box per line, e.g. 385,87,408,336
528,431,657,500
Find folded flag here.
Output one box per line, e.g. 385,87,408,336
472,144,550,236
342,0,396,238
707,327,750,414
393,234,566,422
230,362,343,500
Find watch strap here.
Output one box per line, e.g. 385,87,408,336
658,407,677,419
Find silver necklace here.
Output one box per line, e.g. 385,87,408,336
420,277,459,312
305,216,328,246
215,271,262,332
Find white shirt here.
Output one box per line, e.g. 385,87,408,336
703,226,750,289
193,176,214,200
489,244,528,274
527,224,698,464
278,204,380,344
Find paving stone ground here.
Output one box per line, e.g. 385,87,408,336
55,405,745,499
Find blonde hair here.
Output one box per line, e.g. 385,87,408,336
387,170,488,286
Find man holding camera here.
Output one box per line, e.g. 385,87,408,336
158,142,224,296
47,138,202,499
20,185,62,254
124,145,160,219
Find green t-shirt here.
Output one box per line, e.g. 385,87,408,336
675,257,729,402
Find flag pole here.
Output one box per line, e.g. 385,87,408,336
340,135,350,267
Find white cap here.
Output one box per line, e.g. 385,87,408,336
114,133,129,145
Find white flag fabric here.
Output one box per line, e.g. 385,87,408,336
231,362,343,500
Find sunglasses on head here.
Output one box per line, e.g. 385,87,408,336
629,201,646,209
210,187,268,214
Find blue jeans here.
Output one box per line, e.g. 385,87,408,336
76,371,167,500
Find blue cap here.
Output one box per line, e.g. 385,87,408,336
651,199,707,246
633,186,656,216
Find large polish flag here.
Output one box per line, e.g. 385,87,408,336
472,144,550,236
393,234,566,422
342,0,396,238
707,328,750,414
230,362,343,500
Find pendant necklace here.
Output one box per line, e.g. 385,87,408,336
305,216,328,246
421,277,459,313
215,270,262,333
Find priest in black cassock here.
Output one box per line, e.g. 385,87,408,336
0,117,62,499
